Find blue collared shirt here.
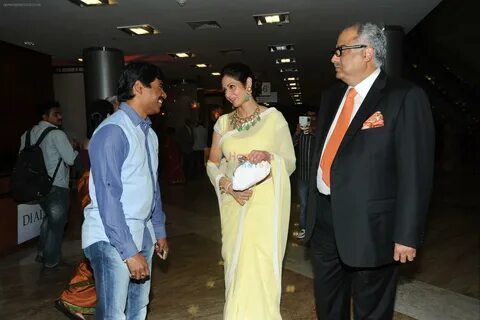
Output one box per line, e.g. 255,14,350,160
88,103,166,260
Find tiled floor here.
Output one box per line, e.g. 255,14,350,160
0,169,478,319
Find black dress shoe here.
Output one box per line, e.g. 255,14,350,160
54,299,85,320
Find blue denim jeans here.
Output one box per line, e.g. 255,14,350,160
84,241,154,320
297,179,309,229
38,186,69,267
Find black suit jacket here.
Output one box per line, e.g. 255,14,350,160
305,70,435,268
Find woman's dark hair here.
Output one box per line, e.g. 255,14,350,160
117,62,164,102
221,62,260,97
87,99,115,138
37,100,60,119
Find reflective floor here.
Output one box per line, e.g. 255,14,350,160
0,170,478,319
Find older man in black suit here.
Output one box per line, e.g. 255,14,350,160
305,23,435,319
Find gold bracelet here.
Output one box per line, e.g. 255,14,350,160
220,180,232,194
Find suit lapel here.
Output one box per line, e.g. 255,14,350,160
313,83,347,166
337,71,387,155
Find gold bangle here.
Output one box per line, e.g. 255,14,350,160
221,181,232,194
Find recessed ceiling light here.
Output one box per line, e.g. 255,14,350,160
78,58,83,62
211,72,221,76
117,24,159,36
285,77,299,81
253,12,290,26
280,68,298,73
289,86,298,90
23,41,35,46
292,93,301,97
69,0,117,7
268,44,295,52
167,52,195,59
195,64,208,68
276,58,296,64
288,82,297,86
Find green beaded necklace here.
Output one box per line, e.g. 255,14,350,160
230,106,261,131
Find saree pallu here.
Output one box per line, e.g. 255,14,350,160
58,258,96,315
58,169,96,315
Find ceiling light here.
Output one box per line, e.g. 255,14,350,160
253,12,290,26
265,15,280,23
168,52,195,59
280,68,298,73
69,0,117,7
292,94,301,97
211,72,221,76
285,77,299,81
23,41,35,46
289,86,298,90
276,58,296,64
268,44,295,52
288,82,297,86
117,24,159,36
78,58,83,62
195,64,208,68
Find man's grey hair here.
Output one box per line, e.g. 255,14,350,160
353,23,387,68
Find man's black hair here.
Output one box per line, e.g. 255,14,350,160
117,62,165,102
37,100,60,119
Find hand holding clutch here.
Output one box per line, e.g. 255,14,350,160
232,160,271,191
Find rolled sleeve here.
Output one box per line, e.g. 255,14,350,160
89,124,138,260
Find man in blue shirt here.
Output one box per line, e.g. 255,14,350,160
82,62,168,319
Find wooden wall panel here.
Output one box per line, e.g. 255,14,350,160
0,40,53,175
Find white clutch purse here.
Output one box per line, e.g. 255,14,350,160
232,160,271,191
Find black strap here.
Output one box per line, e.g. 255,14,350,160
26,129,31,147
51,158,62,181
34,127,59,147
32,126,63,181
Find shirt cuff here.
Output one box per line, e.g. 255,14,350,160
117,240,139,261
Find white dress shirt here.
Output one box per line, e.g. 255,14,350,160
317,68,381,195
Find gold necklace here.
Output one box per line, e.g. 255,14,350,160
230,106,261,131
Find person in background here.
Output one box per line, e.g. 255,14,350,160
20,100,78,269
207,62,295,319
192,121,208,177
293,110,317,240
305,23,435,319
81,62,168,319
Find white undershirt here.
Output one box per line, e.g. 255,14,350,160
316,68,381,195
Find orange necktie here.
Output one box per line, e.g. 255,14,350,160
320,87,357,187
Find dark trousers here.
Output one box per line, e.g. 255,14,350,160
311,194,398,320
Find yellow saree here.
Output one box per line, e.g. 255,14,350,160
207,108,295,319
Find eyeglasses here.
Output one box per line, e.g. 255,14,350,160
331,44,367,57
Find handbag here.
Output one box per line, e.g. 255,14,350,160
232,160,271,191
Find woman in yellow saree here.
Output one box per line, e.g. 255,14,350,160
207,63,295,319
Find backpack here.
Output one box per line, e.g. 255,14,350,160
11,127,62,203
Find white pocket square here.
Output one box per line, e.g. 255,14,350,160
232,161,271,191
